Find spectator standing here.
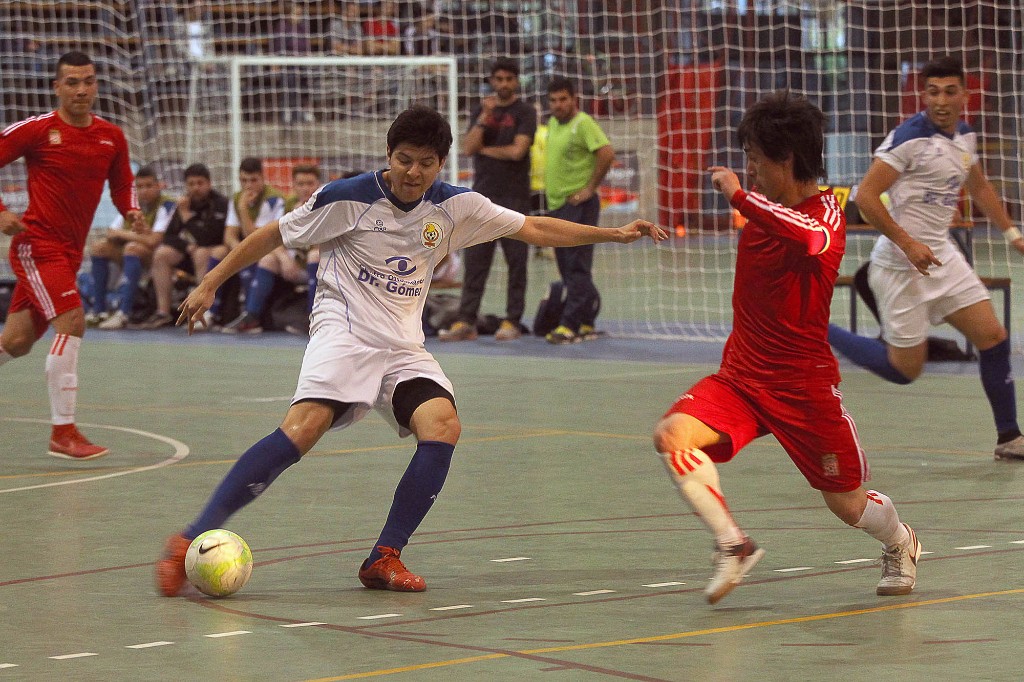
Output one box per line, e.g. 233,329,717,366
140,163,229,329
543,76,614,344
363,0,401,56
439,57,536,342
0,51,142,460
91,165,177,330
330,0,365,55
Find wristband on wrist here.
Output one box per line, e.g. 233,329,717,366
1004,227,1022,243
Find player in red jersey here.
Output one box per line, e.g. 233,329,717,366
652,91,921,604
0,51,142,460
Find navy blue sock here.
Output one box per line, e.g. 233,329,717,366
119,255,143,315
828,324,912,385
91,256,110,314
306,262,319,313
245,267,276,317
368,441,455,562
208,257,223,315
979,339,1019,437
185,428,302,539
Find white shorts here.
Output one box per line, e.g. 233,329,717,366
869,250,990,348
292,314,454,438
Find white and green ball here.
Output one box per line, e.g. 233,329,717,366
184,529,253,597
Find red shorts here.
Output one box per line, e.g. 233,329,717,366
8,238,83,338
664,373,869,492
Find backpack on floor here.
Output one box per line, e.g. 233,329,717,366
532,281,566,337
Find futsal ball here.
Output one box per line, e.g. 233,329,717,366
184,529,253,597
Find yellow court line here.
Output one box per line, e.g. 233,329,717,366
305,588,1024,681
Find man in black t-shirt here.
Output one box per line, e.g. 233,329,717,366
439,57,537,342
137,163,229,329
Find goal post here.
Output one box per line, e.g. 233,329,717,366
184,55,459,192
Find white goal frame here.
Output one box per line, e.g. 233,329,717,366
186,55,460,190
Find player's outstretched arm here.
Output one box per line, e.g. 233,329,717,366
858,159,941,275
965,163,1024,256
177,220,284,334
513,215,667,247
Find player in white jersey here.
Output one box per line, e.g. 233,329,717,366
155,105,667,597
828,56,1024,461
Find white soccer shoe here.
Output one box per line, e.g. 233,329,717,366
876,523,922,596
706,537,765,604
994,435,1024,461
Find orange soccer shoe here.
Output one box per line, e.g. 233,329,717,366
358,546,426,592
48,424,110,460
156,533,191,597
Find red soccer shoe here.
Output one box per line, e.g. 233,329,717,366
48,424,110,460
155,533,191,597
358,546,426,592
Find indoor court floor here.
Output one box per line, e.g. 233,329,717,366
2,329,1023,681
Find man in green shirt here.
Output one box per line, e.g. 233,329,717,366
543,76,615,344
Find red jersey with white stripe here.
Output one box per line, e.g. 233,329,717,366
0,111,137,252
719,188,845,387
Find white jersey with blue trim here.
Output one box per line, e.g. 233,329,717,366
870,112,978,271
279,170,525,349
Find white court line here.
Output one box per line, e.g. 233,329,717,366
126,641,174,649
835,558,874,565
358,614,402,620
642,581,685,588
205,631,251,638
501,598,545,603
1,418,190,494
49,653,97,660
774,567,814,573
0,664,19,669
235,396,293,403
430,605,473,611
921,551,935,555
280,622,326,628
490,557,531,563
574,589,616,596
955,545,993,550
1010,540,1024,545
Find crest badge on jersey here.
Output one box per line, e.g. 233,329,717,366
48,128,61,145
421,222,442,249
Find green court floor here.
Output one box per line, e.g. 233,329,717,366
1,334,1023,681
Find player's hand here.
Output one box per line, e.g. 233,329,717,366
708,166,742,202
0,210,26,236
241,189,260,208
609,220,668,244
902,239,942,275
176,195,194,221
126,209,147,233
479,95,497,118
568,187,594,206
177,281,215,335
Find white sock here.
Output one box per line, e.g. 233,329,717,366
660,448,744,547
855,490,910,548
45,334,81,426
0,340,12,367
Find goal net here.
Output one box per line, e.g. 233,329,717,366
1,1,1022,344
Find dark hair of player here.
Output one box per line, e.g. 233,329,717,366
239,157,263,174
135,165,158,180
547,76,575,97
920,55,965,85
386,105,452,161
292,163,321,180
55,51,93,80
183,163,211,180
737,89,826,183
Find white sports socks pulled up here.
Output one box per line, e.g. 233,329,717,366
855,489,910,549
45,334,81,426
660,448,744,547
